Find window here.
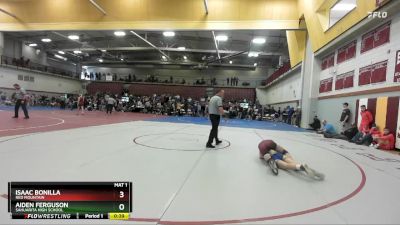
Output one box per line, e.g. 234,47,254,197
329,0,357,28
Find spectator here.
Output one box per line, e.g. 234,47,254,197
308,115,321,131
359,105,373,131
227,77,229,85
354,124,381,146
342,123,359,140
340,103,351,133
372,128,395,150
287,107,294,124
12,83,29,119
318,120,336,136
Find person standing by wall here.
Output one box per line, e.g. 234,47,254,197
340,102,351,133
12,83,29,119
206,90,225,148
359,105,373,131
77,94,85,115
106,95,116,115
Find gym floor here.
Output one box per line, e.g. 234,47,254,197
0,107,400,224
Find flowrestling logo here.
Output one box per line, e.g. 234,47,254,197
367,11,388,19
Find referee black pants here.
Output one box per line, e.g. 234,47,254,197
207,114,220,145
15,99,29,118
106,104,113,114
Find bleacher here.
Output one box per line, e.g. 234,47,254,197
265,63,291,86
87,82,256,102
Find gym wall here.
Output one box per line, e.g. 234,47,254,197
316,12,400,131
0,66,84,97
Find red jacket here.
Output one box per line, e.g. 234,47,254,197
369,128,381,137
378,133,395,150
359,110,373,131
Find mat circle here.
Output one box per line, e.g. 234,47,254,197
133,133,230,151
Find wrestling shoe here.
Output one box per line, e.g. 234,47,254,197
309,168,325,180
206,144,215,148
267,159,279,175
216,140,223,145
302,164,315,178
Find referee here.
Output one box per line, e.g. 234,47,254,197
206,90,225,148
12,83,29,119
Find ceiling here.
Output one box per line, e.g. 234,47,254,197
5,29,289,70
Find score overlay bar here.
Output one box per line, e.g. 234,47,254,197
8,182,132,220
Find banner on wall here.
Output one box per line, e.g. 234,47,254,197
394,50,400,82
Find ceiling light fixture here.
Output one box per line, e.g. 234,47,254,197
114,31,126,37
101,49,106,52
183,56,187,60
55,54,67,61
73,50,82,54
28,43,37,47
229,60,233,64
215,35,228,41
58,51,65,55
163,31,175,37
68,35,79,40
252,37,266,44
177,46,186,50
41,38,52,43
98,59,103,62
248,52,259,57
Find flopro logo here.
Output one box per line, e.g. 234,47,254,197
367,11,388,19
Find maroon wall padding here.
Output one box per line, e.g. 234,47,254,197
355,99,360,125
223,88,256,102
126,83,256,102
128,83,206,99
367,98,377,125
385,97,399,133
87,82,123,95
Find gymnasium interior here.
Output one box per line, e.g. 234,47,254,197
0,0,400,224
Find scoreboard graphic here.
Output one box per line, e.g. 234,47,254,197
8,182,132,220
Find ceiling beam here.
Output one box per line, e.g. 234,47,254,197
83,60,256,69
130,31,172,61
203,0,209,15
57,46,282,56
211,31,221,62
0,8,18,19
88,0,107,15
